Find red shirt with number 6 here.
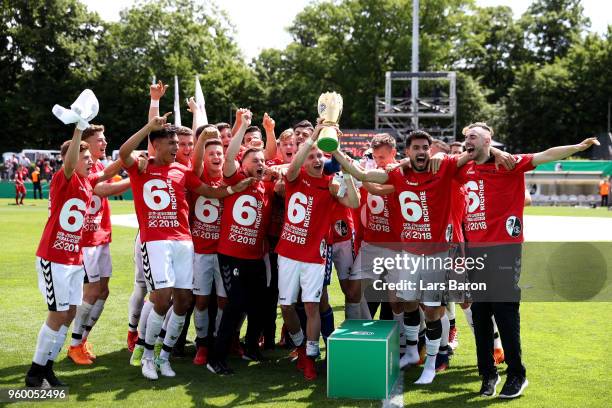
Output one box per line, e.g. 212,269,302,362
217,170,274,259
126,160,202,243
36,170,98,265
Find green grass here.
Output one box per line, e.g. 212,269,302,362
524,206,612,217
0,198,610,407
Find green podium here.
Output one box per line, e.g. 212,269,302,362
327,319,399,399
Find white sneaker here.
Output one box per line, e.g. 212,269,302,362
141,358,158,380
155,357,176,377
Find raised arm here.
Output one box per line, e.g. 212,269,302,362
95,159,124,183
262,113,277,161
224,110,252,177
63,127,84,179
120,113,171,168
331,149,389,184
532,137,599,166
231,108,248,136
363,181,395,196
148,80,167,121
94,178,131,197
187,96,203,138
192,126,220,178
286,125,324,183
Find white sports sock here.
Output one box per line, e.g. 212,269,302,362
440,313,449,351
159,311,186,361
128,285,146,331
49,325,68,361
194,308,209,339
156,308,172,345
393,311,406,352
33,324,58,366
492,316,502,349
463,306,474,334
359,296,372,319
345,302,361,320
138,301,154,340
82,298,106,339
415,321,442,385
289,329,304,347
306,340,319,357
144,309,164,359
214,308,223,337
446,302,456,320
71,302,93,346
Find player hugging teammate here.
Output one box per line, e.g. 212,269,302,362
27,87,599,397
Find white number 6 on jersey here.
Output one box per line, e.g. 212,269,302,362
59,198,87,232
143,179,170,211
287,192,308,224
233,195,257,226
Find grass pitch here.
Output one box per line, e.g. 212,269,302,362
0,198,610,407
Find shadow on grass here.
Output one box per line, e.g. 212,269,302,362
0,345,520,407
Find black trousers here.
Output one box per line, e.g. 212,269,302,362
601,195,608,207
471,302,526,378
467,243,526,379
33,181,42,199
262,250,279,343
212,254,267,363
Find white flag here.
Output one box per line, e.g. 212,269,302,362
194,75,208,124
174,75,182,127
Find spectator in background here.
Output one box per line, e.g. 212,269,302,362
599,176,609,207
112,173,124,200
554,162,563,171
31,166,42,199
43,161,53,182
14,164,27,206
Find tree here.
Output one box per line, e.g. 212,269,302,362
520,0,590,64
0,0,103,150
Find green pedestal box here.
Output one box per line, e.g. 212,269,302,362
327,319,399,400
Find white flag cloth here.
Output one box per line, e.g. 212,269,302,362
52,89,99,130
194,75,208,124
174,75,182,127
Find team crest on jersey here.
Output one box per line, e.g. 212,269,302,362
233,268,239,277
505,216,522,237
319,239,327,259
445,224,453,242
334,220,348,237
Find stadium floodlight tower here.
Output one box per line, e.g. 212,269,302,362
375,0,457,144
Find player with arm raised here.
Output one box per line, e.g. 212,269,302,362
460,122,598,398
119,115,251,380
276,124,360,381
26,125,95,387
206,110,277,375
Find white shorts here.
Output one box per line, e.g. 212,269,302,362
82,243,112,283
333,239,357,281
396,251,448,306
36,257,84,312
141,240,194,291
352,242,401,281
134,233,146,289
193,253,226,297
277,255,325,305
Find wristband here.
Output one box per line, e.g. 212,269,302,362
227,186,234,195
150,99,159,108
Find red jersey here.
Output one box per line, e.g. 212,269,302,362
329,202,354,244
36,170,98,264
460,154,535,244
15,170,25,186
81,161,112,247
361,186,397,244
450,180,467,243
190,170,224,254
386,156,459,254
126,160,202,243
217,171,274,259
276,169,336,264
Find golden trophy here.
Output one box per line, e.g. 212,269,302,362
317,91,343,152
